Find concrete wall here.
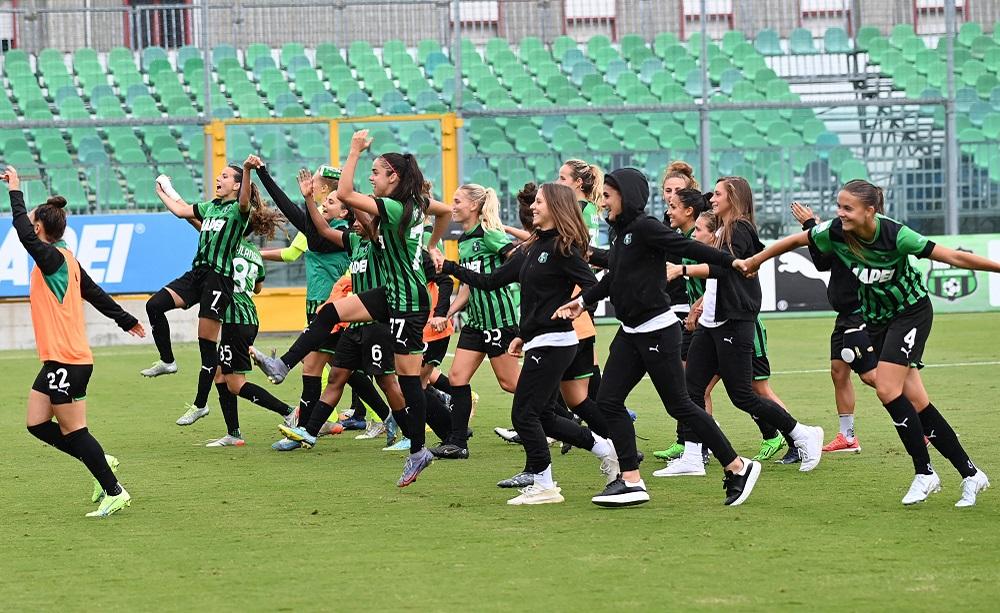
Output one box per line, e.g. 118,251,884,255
0,296,198,352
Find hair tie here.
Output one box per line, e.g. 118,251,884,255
379,156,398,176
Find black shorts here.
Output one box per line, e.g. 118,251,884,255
32,362,93,405
166,266,234,322
868,298,932,369
218,323,257,374
305,308,343,355
831,311,878,374
357,287,428,355
457,325,519,359
751,319,770,381
562,337,596,381
333,324,396,376
423,337,450,367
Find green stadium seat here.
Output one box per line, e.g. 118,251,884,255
889,24,915,48
823,27,852,53
755,29,783,56
789,28,818,54
958,22,983,47
837,158,868,181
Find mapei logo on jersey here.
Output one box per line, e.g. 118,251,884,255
851,265,895,284
623,233,633,245
1,223,134,287
927,247,977,301
462,260,482,273
201,218,227,232
537,251,549,263
350,259,369,274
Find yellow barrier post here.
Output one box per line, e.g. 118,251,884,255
328,119,341,167
205,120,228,200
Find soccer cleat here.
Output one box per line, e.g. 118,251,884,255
140,360,177,377
428,443,470,460
775,447,801,464
250,347,289,384
793,425,824,472
283,410,298,430
271,437,301,451
494,427,522,445
92,455,120,503
752,435,786,462
823,433,861,453
627,408,638,421
902,472,941,505
383,437,411,451
497,472,535,489
338,417,367,431
206,435,246,447
591,478,650,507
384,415,400,446
355,421,387,440
278,424,316,449
176,403,209,426
955,470,990,508
86,487,131,517
507,484,565,505
653,443,685,461
652,456,706,477
723,459,762,506
599,441,621,485
397,448,434,487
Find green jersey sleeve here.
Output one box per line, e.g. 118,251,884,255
896,224,932,257
192,201,207,221
376,197,404,226
808,219,835,254
482,227,512,255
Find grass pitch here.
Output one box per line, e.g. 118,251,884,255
2,313,999,611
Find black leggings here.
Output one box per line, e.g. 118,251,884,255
600,323,738,471
683,321,797,441
513,344,595,474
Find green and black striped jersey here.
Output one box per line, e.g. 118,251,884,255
809,215,933,324
192,199,250,277
457,224,518,329
348,232,384,328
681,227,706,304
375,197,429,313
225,239,265,326
580,199,602,247
305,219,351,302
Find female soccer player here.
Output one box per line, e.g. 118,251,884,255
6,166,145,517
142,164,252,430
253,130,451,487
738,179,994,506
441,183,619,506
789,201,877,457
555,167,762,507
430,183,520,460
671,177,825,476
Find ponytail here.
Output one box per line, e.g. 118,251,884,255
35,195,69,241
516,182,537,232
379,152,428,240
564,159,604,209
459,183,503,232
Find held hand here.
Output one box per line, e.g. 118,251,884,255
2,166,19,190
428,316,448,333
350,129,373,154
244,154,264,170
298,168,313,198
507,337,524,358
429,247,445,272
552,299,584,321
128,322,147,338
790,201,818,225
733,256,760,278
685,312,698,332
666,262,683,282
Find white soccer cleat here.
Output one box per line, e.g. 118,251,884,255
955,470,990,508
598,441,620,485
176,403,209,426
206,435,246,447
141,360,177,377
355,421,387,440
902,471,942,505
507,484,565,505
652,455,706,477
794,425,824,472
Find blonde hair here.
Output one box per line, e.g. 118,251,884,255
523,183,590,257
697,210,720,234
564,159,604,210
662,160,699,191
458,183,503,232
714,176,756,255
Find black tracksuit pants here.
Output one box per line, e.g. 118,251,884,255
600,323,739,471
514,344,595,474
683,320,798,441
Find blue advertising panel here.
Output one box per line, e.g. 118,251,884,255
0,213,198,297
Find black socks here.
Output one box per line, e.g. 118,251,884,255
432,373,452,395
397,375,426,453
27,421,77,458
146,289,176,363
884,394,934,475
424,387,452,442
921,403,977,478
194,338,217,408
216,382,240,437
64,427,121,496
238,382,292,415
282,302,340,368
307,400,337,437
449,384,473,447
299,375,322,428
348,371,390,421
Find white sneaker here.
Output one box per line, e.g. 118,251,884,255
955,470,990,508
355,421,387,440
283,410,298,429
793,425,824,472
176,403,209,426
206,435,246,447
902,471,942,505
507,484,565,505
141,360,178,377
653,455,706,477
598,440,620,485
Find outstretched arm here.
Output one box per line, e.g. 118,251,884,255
306,191,347,248
253,161,309,230
929,245,1000,273
80,268,145,336
442,249,523,291
738,231,810,275
7,176,65,275
155,175,197,219
503,225,531,242
336,130,380,218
